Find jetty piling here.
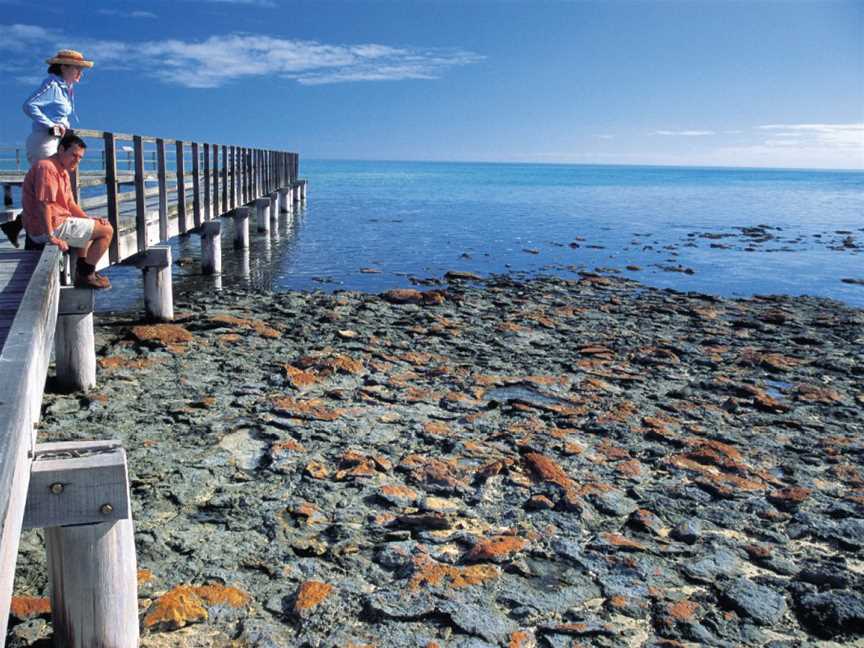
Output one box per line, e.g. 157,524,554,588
255,197,271,233
0,128,306,646
54,287,97,391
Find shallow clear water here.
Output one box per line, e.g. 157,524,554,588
97,161,864,312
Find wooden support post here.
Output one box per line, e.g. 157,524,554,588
212,144,220,217
24,441,139,648
54,287,96,392
199,221,222,275
176,140,187,234
229,146,236,210
192,142,202,227
233,207,251,249
278,187,291,214
133,135,147,252
221,145,228,212
156,138,168,242
300,179,308,202
203,143,211,221
255,198,270,233
135,246,173,321
103,132,121,263
269,191,279,222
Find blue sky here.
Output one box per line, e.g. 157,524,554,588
1,0,862,169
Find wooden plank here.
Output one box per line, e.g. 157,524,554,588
175,141,187,234
0,246,61,639
203,143,211,221
191,142,201,227
23,447,129,529
102,132,121,263
133,135,147,252
156,138,168,242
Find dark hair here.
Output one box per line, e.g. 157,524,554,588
48,64,63,76
59,132,87,151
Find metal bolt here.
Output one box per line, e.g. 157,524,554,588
100,503,113,515
50,483,64,495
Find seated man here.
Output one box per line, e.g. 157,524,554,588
21,132,114,289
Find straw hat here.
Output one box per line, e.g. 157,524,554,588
46,49,94,68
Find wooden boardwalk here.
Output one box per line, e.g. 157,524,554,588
0,127,305,646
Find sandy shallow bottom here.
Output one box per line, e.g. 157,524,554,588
7,272,864,647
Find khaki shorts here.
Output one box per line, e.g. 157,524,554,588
30,217,95,248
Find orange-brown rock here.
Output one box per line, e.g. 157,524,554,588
271,438,307,455
408,557,500,592
9,596,50,620
144,584,249,630
272,397,344,421
138,568,154,584
523,452,573,491
666,600,700,623
617,459,643,478
98,355,162,371
795,384,844,404
131,324,193,345
210,314,280,338
600,532,645,551
767,486,812,510
304,461,330,480
465,535,528,563
293,581,334,616
284,364,319,390
508,630,535,648
381,289,445,305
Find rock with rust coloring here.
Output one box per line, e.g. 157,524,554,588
291,581,334,619
465,535,528,563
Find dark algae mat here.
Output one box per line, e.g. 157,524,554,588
9,273,864,647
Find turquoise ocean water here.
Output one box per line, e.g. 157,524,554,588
100,161,864,311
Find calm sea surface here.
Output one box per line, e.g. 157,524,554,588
99,161,864,312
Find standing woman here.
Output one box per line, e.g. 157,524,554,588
2,49,94,246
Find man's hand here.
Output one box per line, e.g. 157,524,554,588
49,236,69,252
95,217,110,226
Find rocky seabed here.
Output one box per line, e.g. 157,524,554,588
7,272,864,647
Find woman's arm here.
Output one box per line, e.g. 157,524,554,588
22,79,61,130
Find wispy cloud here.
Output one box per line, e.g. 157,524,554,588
97,9,158,19
0,23,482,88
651,130,716,136
593,134,615,140
758,123,864,149
190,0,277,6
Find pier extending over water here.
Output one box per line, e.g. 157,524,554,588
0,128,306,647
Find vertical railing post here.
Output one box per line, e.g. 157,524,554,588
191,142,201,228
156,138,168,242
212,144,220,217
203,142,211,221
221,145,228,212
133,135,147,252
103,132,120,263
229,146,236,210
176,140,187,234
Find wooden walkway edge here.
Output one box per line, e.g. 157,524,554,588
0,246,61,640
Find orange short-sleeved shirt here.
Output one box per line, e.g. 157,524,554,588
21,157,76,237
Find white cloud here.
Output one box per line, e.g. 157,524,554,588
0,23,482,88
652,130,716,136
758,123,864,149
593,134,615,140
97,9,158,19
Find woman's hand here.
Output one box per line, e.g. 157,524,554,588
53,124,67,137
49,236,69,252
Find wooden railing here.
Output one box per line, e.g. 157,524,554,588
0,129,299,266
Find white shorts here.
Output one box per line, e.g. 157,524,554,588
30,217,95,248
26,130,60,165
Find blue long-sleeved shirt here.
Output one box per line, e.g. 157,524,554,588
22,75,75,132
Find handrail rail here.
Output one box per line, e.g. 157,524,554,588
1,127,300,265
0,246,62,640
